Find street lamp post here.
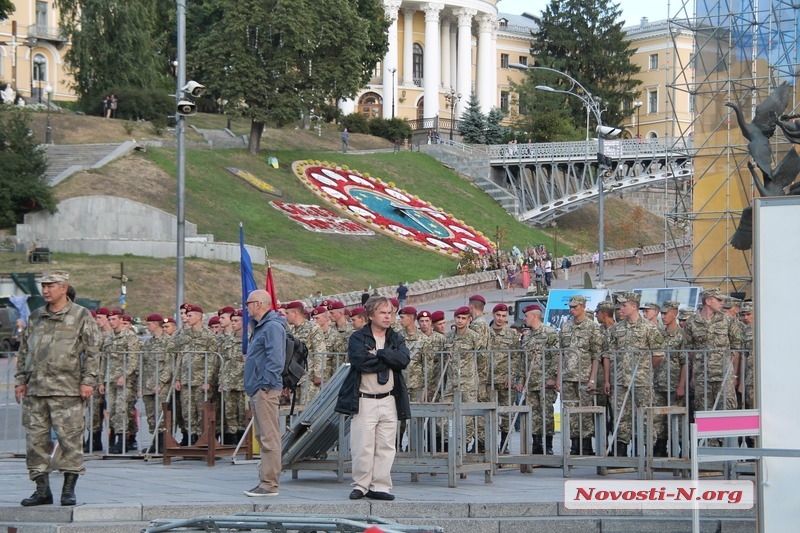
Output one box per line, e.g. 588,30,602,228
389,68,397,119
33,55,45,103
633,101,643,137
444,88,461,141
45,85,53,144
512,63,620,285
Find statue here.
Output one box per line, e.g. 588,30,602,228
729,82,800,250
1,84,16,105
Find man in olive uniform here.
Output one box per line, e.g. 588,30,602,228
141,314,172,454
640,302,661,327
105,309,141,453
312,305,345,380
174,304,219,444
488,303,520,450
651,300,686,456
219,309,246,444
519,306,559,454
739,302,755,447
350,307,369,331
683,289,742,424
559,295,604,455
15,271,101,506
443,306,481,451
431,310,447,335
605,292,664,457
416,310,445,401
285,301,327,405
467,295,491,351
85,307,112,453
399,307,426,402
329,301,354,338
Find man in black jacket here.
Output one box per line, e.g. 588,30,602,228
335,296,410,501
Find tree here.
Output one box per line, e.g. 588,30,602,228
521,0,641,134
0,110,55,228
510,79,583,142
458,93,487,144
54,0,170,104
192,0,389,154
485,107,506,145
0,0,14,21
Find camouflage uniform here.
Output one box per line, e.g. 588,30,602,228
443,328,480,447
87,332,112,444
653,325,685,439
520,325,559,443
559,318,604,439
15,301,101,479
105,328,141,438
401,328,427,402
321,326,346,381
469,314,491,351
290,320,327,405
141,333,172,436
175,327,219,438
606,316,663,443
218,332,246,434
413,331,446,401
488,325,520,432
741,321,754,409
683,311,741,413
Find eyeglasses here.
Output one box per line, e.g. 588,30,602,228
246,301,260,306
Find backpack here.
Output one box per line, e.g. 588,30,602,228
283,332,308,391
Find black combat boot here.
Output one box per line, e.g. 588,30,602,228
545,436,554,455
615,441,628,457
108,433,124,454
21,474,53,506
61,473,78,506
126,434,138,452
653,438,668,457
93,431,103,453
223,433,236,445
83,436,91,453
582,437,595,456
570,437,580,455
180,429,189,446
531,435,544,455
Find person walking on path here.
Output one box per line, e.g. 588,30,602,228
341,128,349,153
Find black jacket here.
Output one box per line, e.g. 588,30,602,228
335,323,411,420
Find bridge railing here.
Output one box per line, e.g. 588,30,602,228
487,137,693,161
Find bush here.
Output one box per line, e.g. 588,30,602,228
339,112,370,134
81,86,173,122
368,117,412,143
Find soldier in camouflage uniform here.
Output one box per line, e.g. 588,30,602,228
399,307,426,402
416,310,445,401
312,306,346,380
174,304,219,443
652,301,686,456
487,303,519,447
15,271,101,506
349,306,368,331
467,295,491,351
85,307,112,453
219,309,246,444
559,294,604,455
432,310,447,335
640,302,661,327
104,309,141,453
443,306,481,451
141,314,172,454
738,302,754,410
683,289,742,425
285,301,327,405
519,306,558,454
605,292,664,457
329,301,354,338
218,306,235,336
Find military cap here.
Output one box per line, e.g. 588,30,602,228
329,301,345,310
595,301,615,313
349,306,367,317
180,303,192,311
522,303,539,314
388,297,400,308
121,314,133,322
311,306,328,317
454,306,471,317
640,302,660,311
185,304,203,314
399,306,417,316
162,316,176,325
468,294,486,304
90,310,97,318
723,297,742,309
740,302,753,314
701,288,724,301
616,292,641,304
286,301,305,310
568,295,587,307
660,301,680,312
40,270,69,284
146,313,164,322
108,309,123,317
417,310,432,320
95,307,111,316
217,306,235,316
492,303,509,313
207,316,220,326
430,310,446,323
277,302,286,310
677,309,695,321
321,299,333,308
232,309,243,317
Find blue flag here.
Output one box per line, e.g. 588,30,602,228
240,223,258,354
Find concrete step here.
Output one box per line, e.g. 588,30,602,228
42,142,134,185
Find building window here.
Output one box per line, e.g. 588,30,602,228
649,53,658,70
500,54,509,69
33,54,47,82
517,93,529,116
648,89,658,114
500,91,509,112
518,56,528,66
36,1,48,28
358,92,382,119
413,43,423,85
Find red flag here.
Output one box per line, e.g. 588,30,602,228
266,263,278,311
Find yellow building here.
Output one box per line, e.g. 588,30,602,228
0,1,75,103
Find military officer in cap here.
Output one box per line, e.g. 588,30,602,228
443,306,481,451
104,309,141,453
651,300,686,456
285,301,327,405
85,307,112,452
488,303,520,449
141,313,171,453
398,307,426,401
312,305,345,380
219,309,246,444
467,295,491,351
738,302,754,410
640,302,661,327
431,310,447,335
416,310,445,401
349,307,369,331
329,301,354,337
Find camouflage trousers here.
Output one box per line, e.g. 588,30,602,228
529,389,557,440
693,378,737,413
142,394,166,435
299,377,322,407
223,390,247,433
86,389,105,435
181,386,211,437
611,386,653,444
442,387,479,450
106,385,136,436
561,381,595,439
22,396,86,479
652,390,685,440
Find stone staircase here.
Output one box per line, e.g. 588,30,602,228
421,142,519,215
190,125,247,148
42,142,137,186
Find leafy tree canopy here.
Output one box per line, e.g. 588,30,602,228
0,0,14,21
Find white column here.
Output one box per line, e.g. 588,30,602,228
490,27,498,111
440,16,451,90
449,24,457,91
382,0,401,119
454,8,476,118
402,8,415,86
422,3,444,119
476,14,496,114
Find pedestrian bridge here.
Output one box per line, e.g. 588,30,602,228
486,137,694,225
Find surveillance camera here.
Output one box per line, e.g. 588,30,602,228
182,81,206,98
596,125,622,137
176,100,197,116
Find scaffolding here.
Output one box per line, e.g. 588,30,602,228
665,0,800,294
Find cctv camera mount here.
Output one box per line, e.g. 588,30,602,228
181,81,206,98
596,125,622,138
176,100,197,116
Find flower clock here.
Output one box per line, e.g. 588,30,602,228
292,160,494,256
